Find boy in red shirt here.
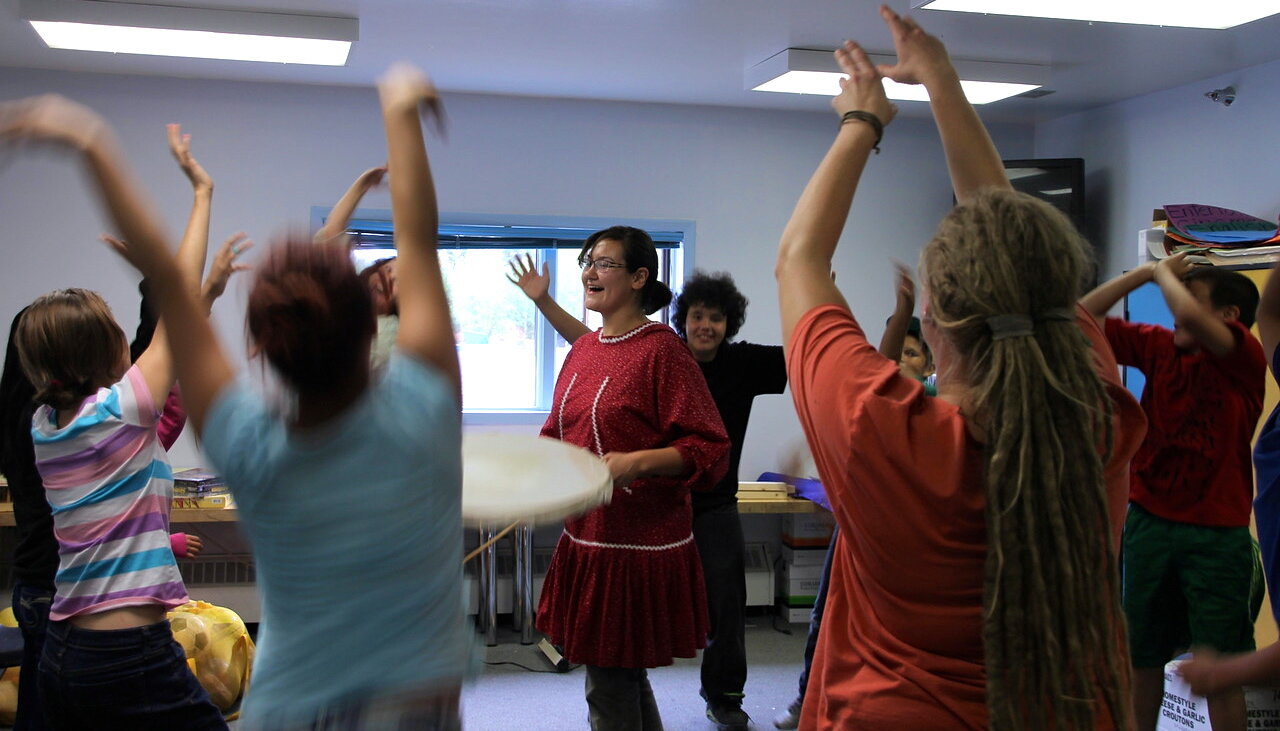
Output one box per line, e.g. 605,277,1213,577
1082,252,1266,731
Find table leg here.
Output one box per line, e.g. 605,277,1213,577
477,526,498,646
514,523,534,644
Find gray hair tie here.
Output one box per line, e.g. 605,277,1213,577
987,308,1074,340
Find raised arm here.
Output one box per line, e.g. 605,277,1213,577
379,65,461,403
125,124,216,405
1152,256,1236,357
1080,262,1157,331
876,6,1009,202
507,254,591,344
878,262,915,359
0,97,193,409
1260,261,1280,368
0,97,237,432
167,124,213,281
777,40,896,344
313,166,387,245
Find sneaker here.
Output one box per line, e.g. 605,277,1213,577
773,696,802,730
706,700,751,731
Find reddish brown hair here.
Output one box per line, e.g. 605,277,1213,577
16,289,127,411
246,239,376,394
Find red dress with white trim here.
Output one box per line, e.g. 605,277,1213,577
536,322,730,668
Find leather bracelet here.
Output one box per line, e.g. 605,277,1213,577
839,110,883,154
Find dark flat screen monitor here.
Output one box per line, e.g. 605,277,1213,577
1003,157,1085,226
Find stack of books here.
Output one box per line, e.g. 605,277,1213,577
171,468,234,509
1148,204,1280,265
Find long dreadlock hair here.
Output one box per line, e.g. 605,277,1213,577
920,190,1131,730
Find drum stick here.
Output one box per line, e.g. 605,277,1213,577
462,520,522,563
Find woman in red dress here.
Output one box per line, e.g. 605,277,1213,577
536,225,730,730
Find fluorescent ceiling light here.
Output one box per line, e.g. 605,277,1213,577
911,1,1280,30
29,22,353,65
22,0,357,66
747,49,1046,105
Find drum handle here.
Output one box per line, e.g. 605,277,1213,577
463,520,522,563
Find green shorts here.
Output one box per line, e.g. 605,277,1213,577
1122,504,1261,668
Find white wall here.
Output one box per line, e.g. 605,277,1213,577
1034,57,1280,279
0,68,1034,476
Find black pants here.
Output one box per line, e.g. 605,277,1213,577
584,666,663,731
693,501,748,704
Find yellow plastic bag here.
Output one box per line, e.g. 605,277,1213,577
167,600,255,716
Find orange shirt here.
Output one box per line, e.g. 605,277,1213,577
788,304,1145,730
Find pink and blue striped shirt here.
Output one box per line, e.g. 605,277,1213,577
31,366,188,621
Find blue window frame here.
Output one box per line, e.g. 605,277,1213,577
311,209,694,423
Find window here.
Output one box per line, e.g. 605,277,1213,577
325,213,692,421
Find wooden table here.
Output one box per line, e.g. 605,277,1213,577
0,490,821,644
0,494,817,525
736,494,819,514
0,503,238,527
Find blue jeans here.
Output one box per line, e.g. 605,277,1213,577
12,583,53,731
797,526,838,700
38,618,227,730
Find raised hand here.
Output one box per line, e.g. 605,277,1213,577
875,5,957,89
167,123,212,192
892,260,916,314
506,253,551,303
202,232,253,304
0,94,105,152
1154,250,1196,281
313,164,391,246
100,233,143,271
832,40,897,127
377,63,447,137
358,165,388,190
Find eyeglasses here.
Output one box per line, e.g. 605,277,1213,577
579,258,627,272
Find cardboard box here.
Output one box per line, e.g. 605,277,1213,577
780,544,827,568
777,586,820,605
777,563,821,604
782,512,834,548
779,560,825,582
776,600,814,624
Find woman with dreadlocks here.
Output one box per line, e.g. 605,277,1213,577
775,7,1146,730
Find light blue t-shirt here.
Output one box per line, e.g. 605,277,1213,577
202,351,468,728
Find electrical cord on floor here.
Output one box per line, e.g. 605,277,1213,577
484,660,580,674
